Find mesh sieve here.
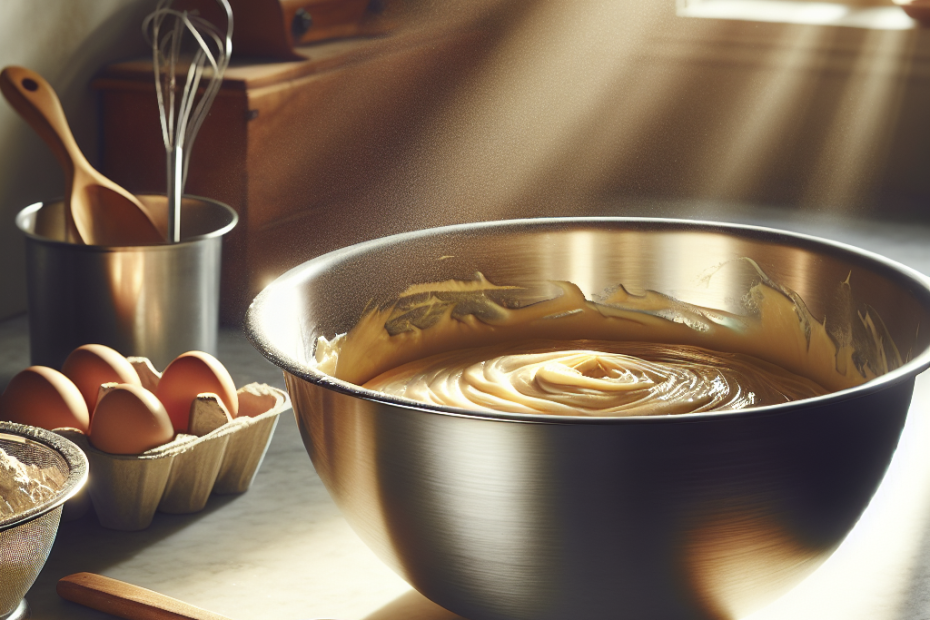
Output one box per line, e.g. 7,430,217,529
0,422,88,620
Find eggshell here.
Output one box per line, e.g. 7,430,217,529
89,384,174,455
156,351,238,433
62,344,141,414
0,366,89,432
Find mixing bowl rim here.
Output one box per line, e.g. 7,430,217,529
0,421,89,531
15,193,238,250
246,216,930,425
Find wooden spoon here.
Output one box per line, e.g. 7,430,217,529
57,572,339,620
58,572,233,620
0,66,163,246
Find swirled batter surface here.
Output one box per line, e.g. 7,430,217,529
363,340,829,416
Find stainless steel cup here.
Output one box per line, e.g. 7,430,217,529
16,194,237,370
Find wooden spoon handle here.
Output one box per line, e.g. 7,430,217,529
0,66,86,174
57,572,234,620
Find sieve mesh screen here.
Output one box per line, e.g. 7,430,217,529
0,429,81,618
0,507,62,615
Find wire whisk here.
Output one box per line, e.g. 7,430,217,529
143,0,232,243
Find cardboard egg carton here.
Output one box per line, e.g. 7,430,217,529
56,357,290,531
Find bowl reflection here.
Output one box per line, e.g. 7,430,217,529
246,218,930,620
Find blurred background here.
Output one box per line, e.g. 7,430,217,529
0,0,927,322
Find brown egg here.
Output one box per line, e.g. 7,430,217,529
62,344,141,414
0,366,90,432
89,384,174,455
155,351,238,433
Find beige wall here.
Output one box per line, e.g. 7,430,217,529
369,1,930,225
0,0,153,319
0,0,928,322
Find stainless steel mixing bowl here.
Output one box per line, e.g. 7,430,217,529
245,218,930,620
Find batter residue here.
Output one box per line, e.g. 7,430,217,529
316,260,901,417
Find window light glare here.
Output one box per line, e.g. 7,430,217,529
678,0,918,29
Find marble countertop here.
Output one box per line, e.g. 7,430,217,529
7,208,930,620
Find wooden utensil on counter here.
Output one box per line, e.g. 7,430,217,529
0,66,163,246
58,573,233,620
57,573,339,620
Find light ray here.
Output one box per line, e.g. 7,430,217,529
399,0,670,221
694,24,833,202
801,27,914,211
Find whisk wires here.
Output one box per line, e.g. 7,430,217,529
143,0,232,242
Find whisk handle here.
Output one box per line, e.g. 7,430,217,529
58,572,234,620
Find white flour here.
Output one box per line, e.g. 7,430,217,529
0,446,67,519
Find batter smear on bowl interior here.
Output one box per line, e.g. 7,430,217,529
316,260,901,417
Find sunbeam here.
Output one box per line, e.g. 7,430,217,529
802,27,916,210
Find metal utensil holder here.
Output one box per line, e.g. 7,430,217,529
16,194,237,370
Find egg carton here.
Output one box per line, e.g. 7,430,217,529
55,359,290,531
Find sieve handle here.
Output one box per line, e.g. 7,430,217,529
58,572,233,620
